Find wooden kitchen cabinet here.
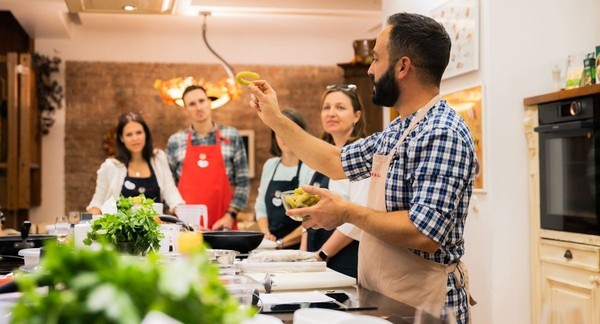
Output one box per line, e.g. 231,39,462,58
539,239,600,324
524,84,600,324
337,63,383,136
0,52,40,229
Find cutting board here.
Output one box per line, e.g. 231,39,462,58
245,268,356,292
237,261,326,273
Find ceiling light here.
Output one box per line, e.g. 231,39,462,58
154,12,240,109
122,5,137,12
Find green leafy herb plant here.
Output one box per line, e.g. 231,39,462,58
11,242,254,323
83,195,163,255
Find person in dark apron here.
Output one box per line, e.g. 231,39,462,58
87,112,185,215
255,109,314,249
302,85,369,278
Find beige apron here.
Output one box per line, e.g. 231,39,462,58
358,95,475,320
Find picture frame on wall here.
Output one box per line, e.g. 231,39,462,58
430,0,480,80
443,85,485,191
239,129,255,179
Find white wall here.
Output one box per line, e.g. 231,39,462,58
383,0,600,323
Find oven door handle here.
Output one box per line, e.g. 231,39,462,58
534,120,594,133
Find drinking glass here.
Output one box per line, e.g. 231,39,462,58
68,211,80,224
55,216,71,244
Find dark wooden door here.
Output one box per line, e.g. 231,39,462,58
337,63,382,136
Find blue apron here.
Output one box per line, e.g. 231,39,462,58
265,160,302,249
307,171,359,278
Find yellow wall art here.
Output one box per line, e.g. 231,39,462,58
444,85,484,190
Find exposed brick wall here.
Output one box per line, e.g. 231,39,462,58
65,62,343,217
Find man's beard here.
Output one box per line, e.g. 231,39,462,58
371,67,400,107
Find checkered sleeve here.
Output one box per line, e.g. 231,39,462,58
165,131,186,184
224,128,250,211
407,127,474,244
341,135,379,181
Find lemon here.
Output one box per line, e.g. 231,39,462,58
178,231,203,254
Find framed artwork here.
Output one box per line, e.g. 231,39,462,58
430,0,479,80
239,129,256,179
443,85,485,191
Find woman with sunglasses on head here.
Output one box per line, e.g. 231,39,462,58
299,84,370,278
255,108,315,249
87,112,185,215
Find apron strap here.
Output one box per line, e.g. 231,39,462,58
390,95,441,154
450,261,477,324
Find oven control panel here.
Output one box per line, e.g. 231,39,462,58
539,96,595,125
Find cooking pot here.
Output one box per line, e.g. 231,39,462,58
202,231,264,254
0,221,56,273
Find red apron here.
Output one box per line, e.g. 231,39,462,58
178,128,236,229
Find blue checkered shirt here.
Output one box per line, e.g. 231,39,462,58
166,124,250,211
341,99,476,323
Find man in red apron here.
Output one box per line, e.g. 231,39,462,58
248,13,476,324
166,85,250,230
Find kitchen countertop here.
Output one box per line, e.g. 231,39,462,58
264,285,439,324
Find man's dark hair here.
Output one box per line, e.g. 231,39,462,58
181,85,208,105
386,12,451,85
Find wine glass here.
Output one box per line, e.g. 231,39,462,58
55,216,71,244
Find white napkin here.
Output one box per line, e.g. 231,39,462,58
259,291,334,305
100,196,118,215
256,238,278,250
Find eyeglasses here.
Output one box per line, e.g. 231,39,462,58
119,111,143,122
326,84,357,92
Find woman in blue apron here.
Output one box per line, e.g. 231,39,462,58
255,109,314,249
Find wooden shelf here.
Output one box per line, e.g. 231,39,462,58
523,84,600,106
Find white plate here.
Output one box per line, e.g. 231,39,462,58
293,308,355,324
241,314,282,324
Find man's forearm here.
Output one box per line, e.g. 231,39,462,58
348,206,440,253
270,114,346,180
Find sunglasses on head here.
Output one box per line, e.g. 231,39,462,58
326,84,357,92
119,111,143,122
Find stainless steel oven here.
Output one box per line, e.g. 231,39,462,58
535,95,599,235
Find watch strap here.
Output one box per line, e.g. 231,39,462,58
318,250,329,262
226,210,238,219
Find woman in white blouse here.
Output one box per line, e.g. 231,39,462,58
87,112,184,214
300,85,370,278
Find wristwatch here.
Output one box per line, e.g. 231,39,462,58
276,239,283,249
226,210,238,219
318,250,329,262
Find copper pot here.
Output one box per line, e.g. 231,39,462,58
353,39,376,64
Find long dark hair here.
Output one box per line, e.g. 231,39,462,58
269,108,307,156
114,112,154,165
320,86,367,145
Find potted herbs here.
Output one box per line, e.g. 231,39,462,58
11,242,253,323
83,195,163,255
